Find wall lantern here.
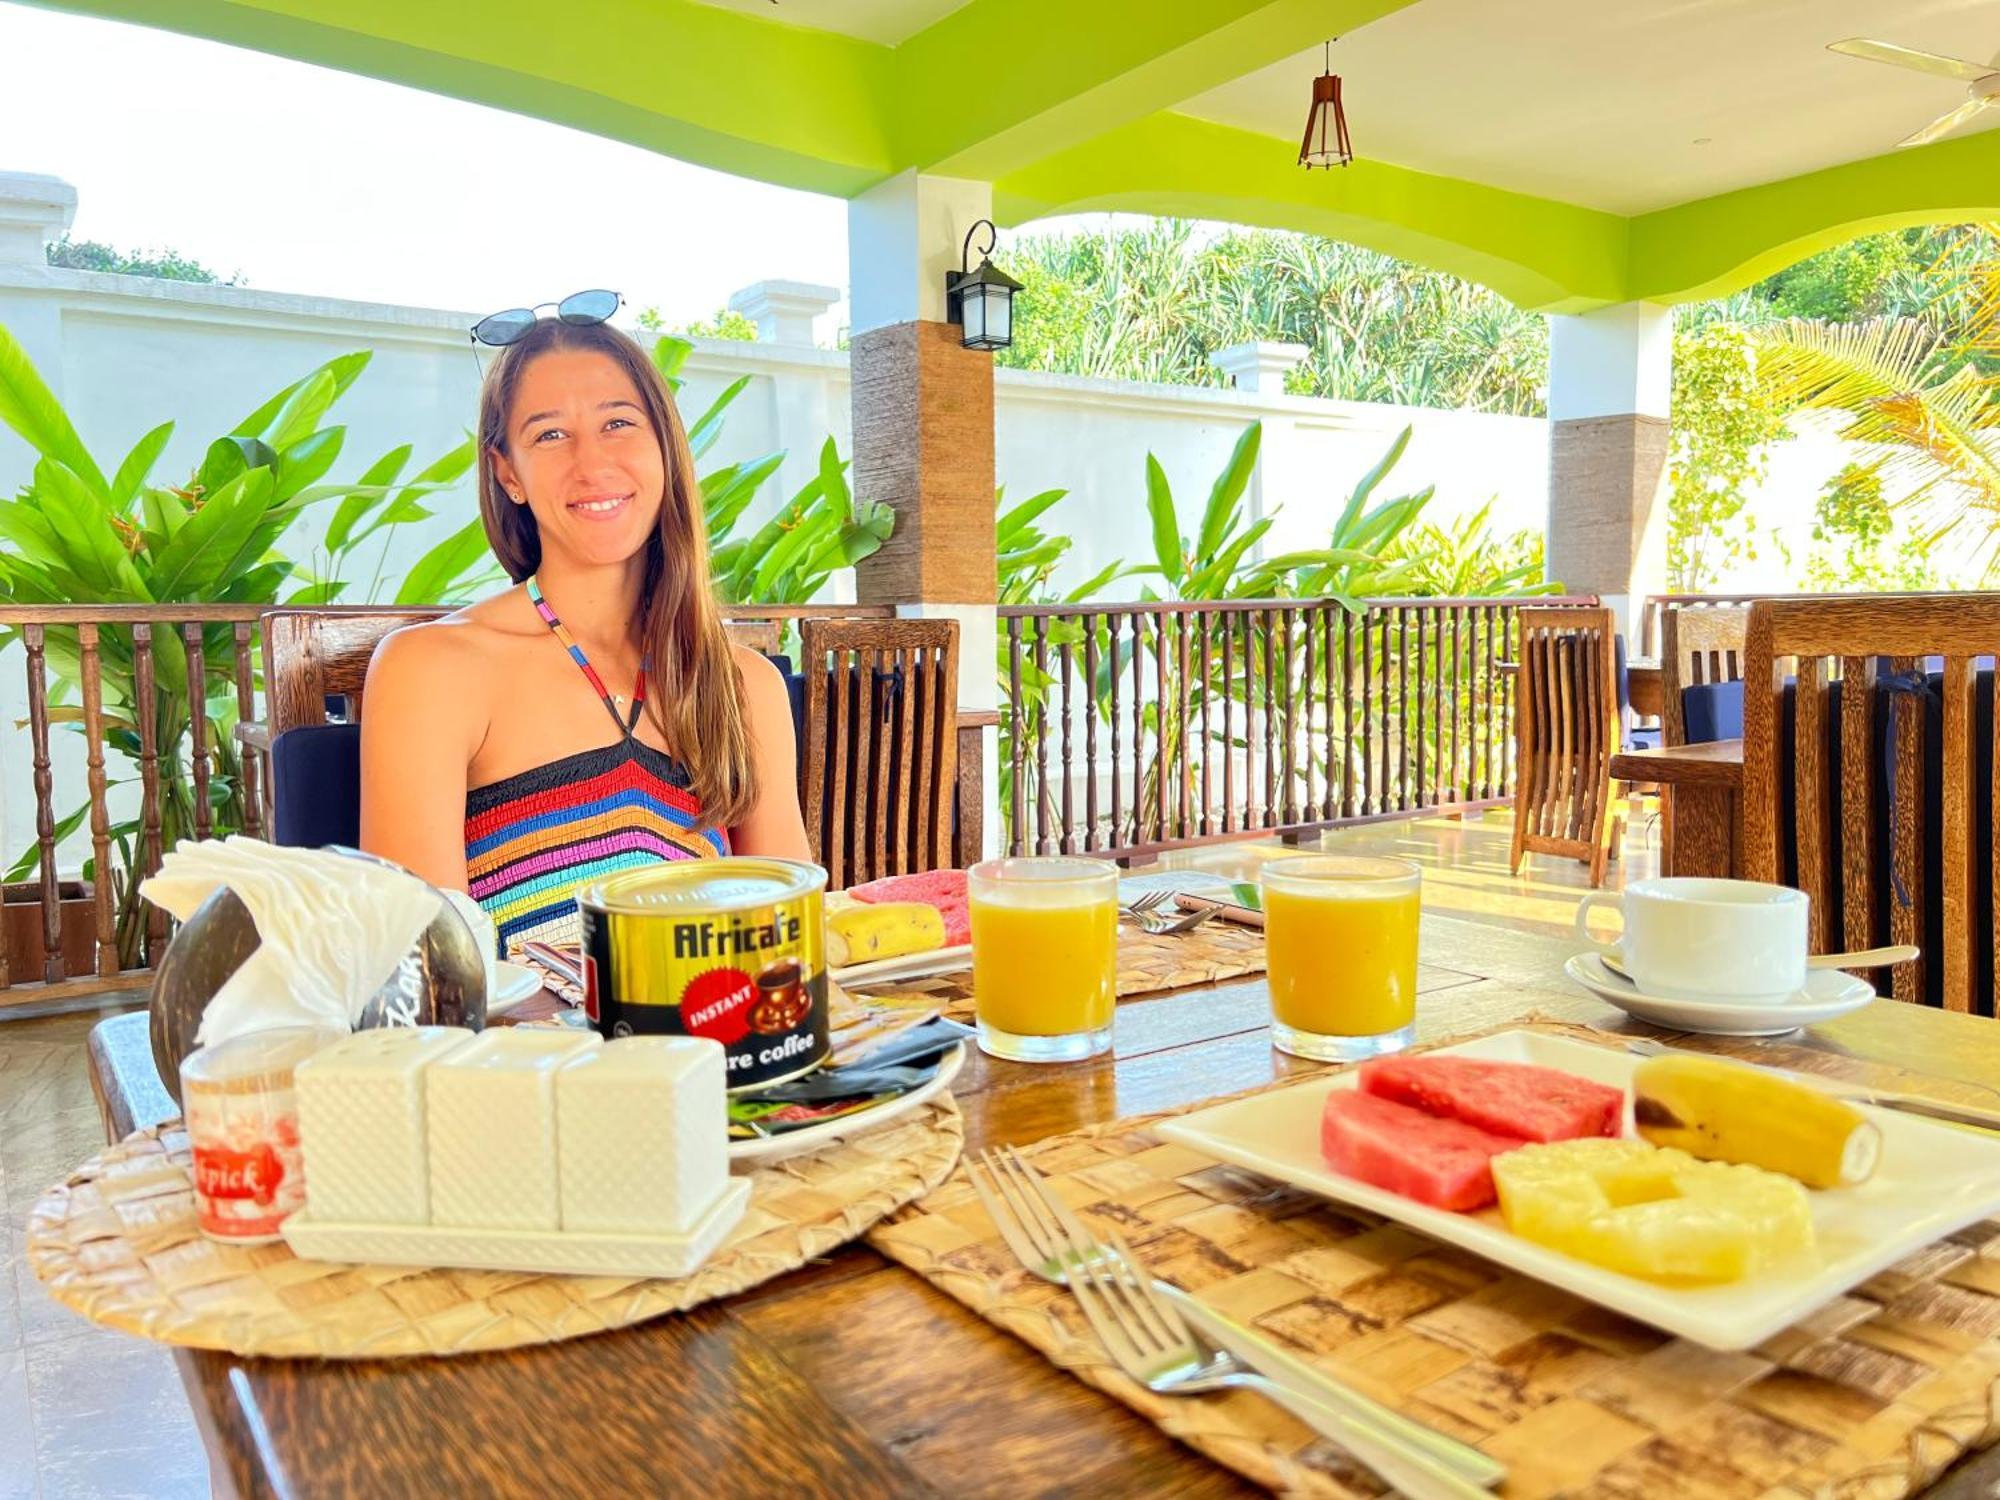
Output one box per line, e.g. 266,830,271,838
944,219,1022,351
1298,40,1353,169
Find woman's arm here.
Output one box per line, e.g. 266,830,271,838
728,646,813,860
358,624,484,890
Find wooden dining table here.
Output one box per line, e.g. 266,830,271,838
1611,737,1744,877
84,913,2000,1499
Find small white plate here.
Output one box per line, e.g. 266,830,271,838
730,1041,966,1164
1157,1029,2000,1350
832,945,973,987
1564,953,1874,1036
487,961,545,1016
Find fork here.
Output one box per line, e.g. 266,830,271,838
973,1147,1503,1497
1120,889,1220,936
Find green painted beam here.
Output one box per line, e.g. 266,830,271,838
995,112,1630,313
18,0,898,196
1628,128,2000,305
895,0,1415,182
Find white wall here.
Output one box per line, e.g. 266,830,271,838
0,246,1565,870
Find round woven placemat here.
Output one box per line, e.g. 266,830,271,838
26,1098,962,1359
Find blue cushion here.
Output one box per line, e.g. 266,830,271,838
1680,680,1744,744
270,724,361,849
1624,724,1662,752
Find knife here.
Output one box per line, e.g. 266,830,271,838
1155,1282,1507,1489
1623,1039,2000,1132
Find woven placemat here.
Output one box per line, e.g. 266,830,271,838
855,920,1268,1020
867,1023,2000,1499
27,1098,962,1360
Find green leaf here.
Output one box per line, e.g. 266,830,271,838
233,353,368,440
1062,561,1125,602
817,437,852,520
147,467,276,599
0,324,110,495
1333,426,1411,541
323,443,413,552
393,518,490,605
1144,454,1183,586
1196,422,1261,560
687,376,749,460
264,370,338,454
5,799,92,883
0,498,73,574
345,440,476,547
997,487,1068,546
651,336,693,389
110,422,175,508
283,577,351,606
195,435,276,498
35,459,141,597
271,426,345,504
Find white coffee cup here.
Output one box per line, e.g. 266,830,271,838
1574,878,1808,1003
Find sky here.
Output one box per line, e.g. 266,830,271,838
0,2,860,330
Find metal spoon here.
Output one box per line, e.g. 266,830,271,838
1600,944,1918,984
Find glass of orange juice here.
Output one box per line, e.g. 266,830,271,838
968,857,1118,1062
1260,854,1420,1062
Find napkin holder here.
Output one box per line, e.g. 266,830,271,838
149,851,488,1107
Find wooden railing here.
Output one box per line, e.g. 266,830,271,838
999,595,1600,861
0,600,895,1009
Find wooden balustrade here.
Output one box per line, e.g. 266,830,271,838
999,595,1600,861
0,600,894,1009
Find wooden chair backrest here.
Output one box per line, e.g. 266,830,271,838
1661,604,1751,747
1510,607,1620,883
261,610,787,733
1743,594,2000,1013
261,610,445,734
800,617,960,887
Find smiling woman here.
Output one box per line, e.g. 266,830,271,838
358,312,811,954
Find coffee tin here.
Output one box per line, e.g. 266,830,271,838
576,859,829,1091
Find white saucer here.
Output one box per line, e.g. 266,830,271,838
1563,953,1874,1035
487,961,544,1015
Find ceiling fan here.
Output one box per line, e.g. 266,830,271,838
1828,37,2000,148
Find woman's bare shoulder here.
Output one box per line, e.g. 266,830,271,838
368,588,533,676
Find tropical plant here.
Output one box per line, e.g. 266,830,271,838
995,220,1548,415
1665,323,1793,591
0,326,492,958
1754,286,2000,578
1383,501,1559,598
646,335,893,622
46,235,243,286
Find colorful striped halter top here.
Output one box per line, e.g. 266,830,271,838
464,578,727,952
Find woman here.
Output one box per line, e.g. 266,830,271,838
360,313,809,952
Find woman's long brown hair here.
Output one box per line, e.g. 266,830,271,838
475,319,755,831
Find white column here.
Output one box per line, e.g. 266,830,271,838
845,172,1001,855
726,279,838,347
847,171,994,334
1545,302,1673,637
1211,341,1308,394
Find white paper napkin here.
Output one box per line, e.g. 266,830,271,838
141,837,443,1046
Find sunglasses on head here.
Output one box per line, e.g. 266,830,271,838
470,289,623,347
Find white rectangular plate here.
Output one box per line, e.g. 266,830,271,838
283,1176,751,1280
1156,1030,2000,1350
831,944,972,987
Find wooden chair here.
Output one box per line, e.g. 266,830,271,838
800,617,959,887
1661,604,1751,748
1509,607,1623,887
1742,594,2000,1014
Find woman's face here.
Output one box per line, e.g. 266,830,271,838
491,348,666,570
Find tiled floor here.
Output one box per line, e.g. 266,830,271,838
0,807,1649,1498
0,1001,210,1500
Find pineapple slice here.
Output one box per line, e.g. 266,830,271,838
1493,1138,1814,1283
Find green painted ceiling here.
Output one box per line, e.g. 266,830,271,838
24,0,2000,312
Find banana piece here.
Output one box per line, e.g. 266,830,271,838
825,902,947,969
1632,1054,1881,1189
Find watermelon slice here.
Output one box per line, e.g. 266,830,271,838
1320,1090,1520,1212
1359,1056,1623,1144
846,869,970,946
